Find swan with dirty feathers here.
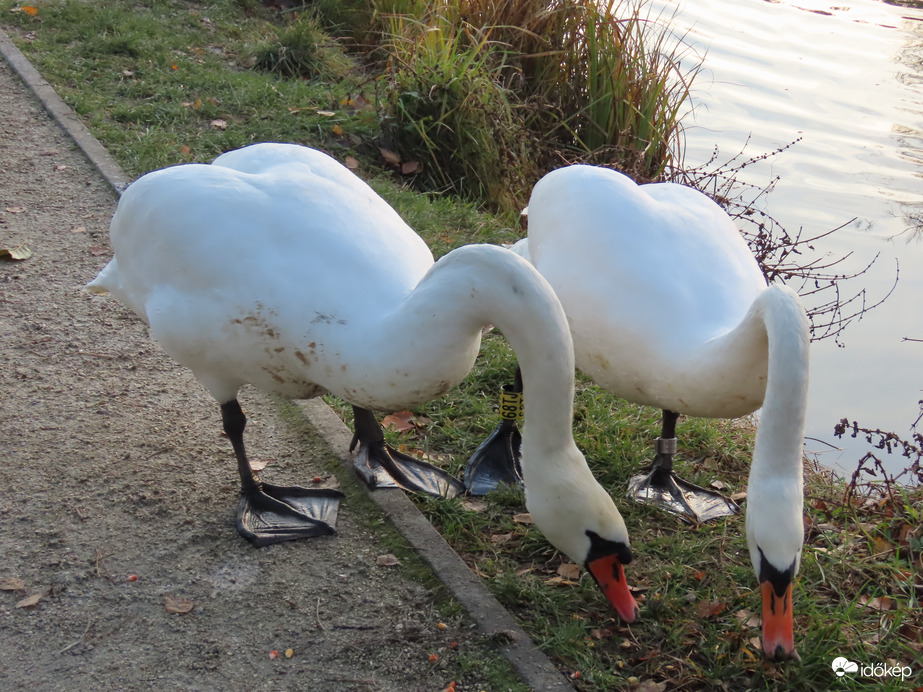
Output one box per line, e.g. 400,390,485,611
86,143,640,622
503,164,809,659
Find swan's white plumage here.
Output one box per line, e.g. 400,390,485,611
518,164,810,653
87,144,632,575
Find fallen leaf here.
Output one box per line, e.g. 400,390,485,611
69,226,87,234
860,595,896,611
557,563,582,580
696,600,727,618
0,577,26,591
210,119,227,130
16,591,45,608
332,124,344,136
748,636,762,651
179,145,192,156
379,148,401,166
710,480,727,490
401,161,420,175
344,155,359,170
590,627,613,640
316,110,336,117
734,609,761,628
376,553,400,567
89,246,109,257
490,533,513,545
870,536,893,555
460,499,487,513
0,243,33,261
897,523,914,546
730,491,748,502
54,164,69,171
164,595,194,614
21,6,38,16
633,681,667,692
5,206,26,213
512,513,533,524
382,410,417,433
284,648,294,658
250,459,268,472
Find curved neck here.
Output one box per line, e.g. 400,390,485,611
400,244,578,460
750,285,811,479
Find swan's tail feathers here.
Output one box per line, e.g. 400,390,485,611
85,257,118,295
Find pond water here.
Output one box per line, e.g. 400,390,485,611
651,0,923,478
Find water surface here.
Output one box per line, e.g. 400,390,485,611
653,0,923,476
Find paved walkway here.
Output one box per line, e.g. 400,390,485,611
0,27,569,692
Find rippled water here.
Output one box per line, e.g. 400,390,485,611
651,0,923,476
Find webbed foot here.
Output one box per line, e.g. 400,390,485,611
464,378,524,495
237,482,344,547
351,407,463,498
464,418,523,495
627,436,740,523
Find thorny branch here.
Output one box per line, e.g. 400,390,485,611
834,404,923,502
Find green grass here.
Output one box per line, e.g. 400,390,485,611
3,1,920,690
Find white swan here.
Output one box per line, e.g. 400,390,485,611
86,144,640,622
509,164,809,659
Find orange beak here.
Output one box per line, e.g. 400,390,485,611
586,553,639,623
761,581,796,659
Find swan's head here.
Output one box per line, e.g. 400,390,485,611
525,460,639,623
746,475,804,661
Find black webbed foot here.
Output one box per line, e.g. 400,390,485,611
350,407,463,498
237,483,344,547
464,378,524,495
221,399,343,546
627,411,740,523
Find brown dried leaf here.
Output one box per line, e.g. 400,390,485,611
382,410,417,433
317,110,335,117
0,243,32,260
696,600,727,618
490,533,513,545
460,499,487,513
379,148,401,166
376,553,400,567
210,119,227,130
557,563,581,580
89,246,109,256
0,577,26,591
734,608,761,628
69,226,86,234
401,161,420,175
16,591,46,608
512,513,533,525
249,459,268,472
164,595,194,614
633,680,667,692
870,536,893,555
861,595,896,611
344,155,359,170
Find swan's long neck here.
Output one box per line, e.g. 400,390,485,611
398,244,578,461
749,285,810,480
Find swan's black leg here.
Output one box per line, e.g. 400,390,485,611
463,366,524,495
349,406,463,498
627,410,740,523
221,400,343,546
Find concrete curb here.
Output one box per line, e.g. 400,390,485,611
0,26,572,691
